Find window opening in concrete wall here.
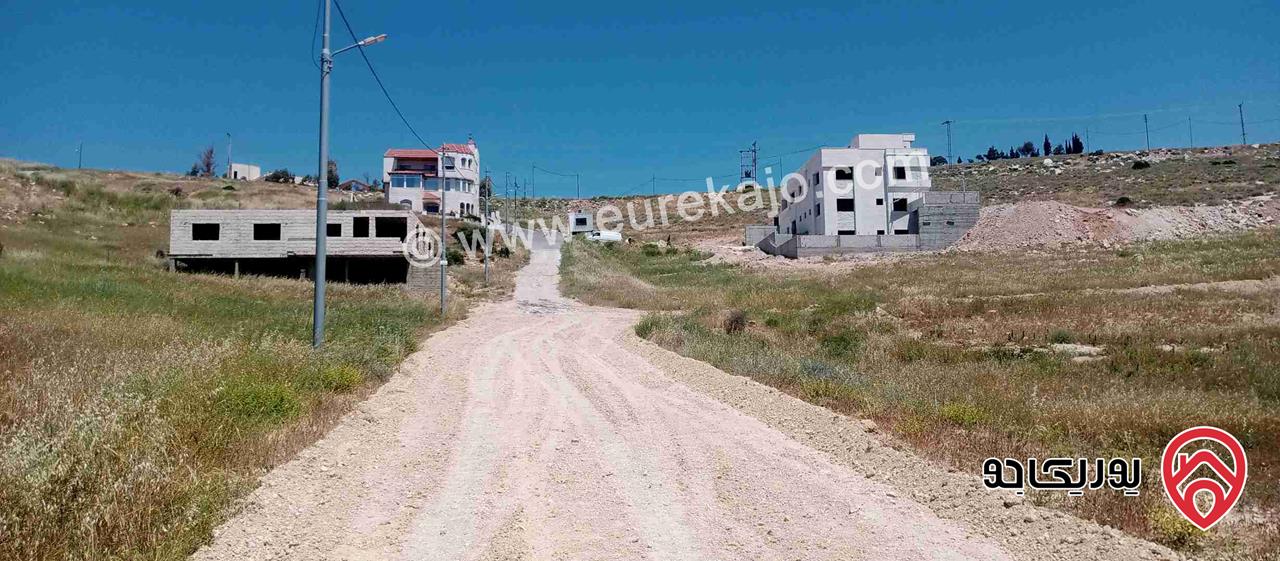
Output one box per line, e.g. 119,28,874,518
893,166,907,180
376,217,408,241
836,199,854,212
253,223,281,241
327,223,341,237
353,217,369,237
192,223,220,241
893,198,908,212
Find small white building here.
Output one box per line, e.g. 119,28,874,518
568,211,594,234
229,163,262,181
383,138,481,217
775,133,932,236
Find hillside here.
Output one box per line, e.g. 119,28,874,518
933,143,1280,207
0,159,523,560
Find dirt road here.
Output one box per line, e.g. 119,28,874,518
193,237,1177,561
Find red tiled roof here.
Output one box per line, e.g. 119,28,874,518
384,148,438,158
438,143,474,155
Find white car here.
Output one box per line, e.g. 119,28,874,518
584,230,623,242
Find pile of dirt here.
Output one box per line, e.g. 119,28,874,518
954,194,1279,251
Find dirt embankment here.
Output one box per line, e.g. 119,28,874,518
953,195,1278,252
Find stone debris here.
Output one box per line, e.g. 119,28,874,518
953,195,1279,252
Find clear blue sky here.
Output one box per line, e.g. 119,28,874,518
2,0,1278,197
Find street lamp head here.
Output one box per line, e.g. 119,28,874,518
360,34,388,47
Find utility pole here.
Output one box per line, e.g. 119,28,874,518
941,120,953,163
739,141,758,185
439,181,447,314
483,173,490,285
226,132,233,179
651,174,655,196
76,142,83,169
310,1,386,347
576,173,580,200
1085,126,1090,153
313,0,332,348
1238,103,1247,145
530,163,535,200
1188,117,1194,148
1143,114,1150,151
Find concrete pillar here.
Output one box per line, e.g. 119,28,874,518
234,260,240,279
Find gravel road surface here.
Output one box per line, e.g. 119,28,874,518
193,236,1177,561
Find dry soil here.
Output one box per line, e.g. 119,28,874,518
192,237,1179,561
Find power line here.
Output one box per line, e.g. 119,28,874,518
331,0,431,149
532,165,577,177
309,0,322,70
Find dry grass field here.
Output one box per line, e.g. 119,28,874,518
560,232,1280,560
0,160,523,560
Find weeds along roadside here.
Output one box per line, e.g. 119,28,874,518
559,234,1280,559
0,163,519,560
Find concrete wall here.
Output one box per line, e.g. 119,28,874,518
757,190,980,258
570,212,595,234
918,191,980,250
170,209,417,259
743,225,774,246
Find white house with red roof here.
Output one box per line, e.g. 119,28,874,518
383,137,480,217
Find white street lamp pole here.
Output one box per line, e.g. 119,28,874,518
312,0,386,348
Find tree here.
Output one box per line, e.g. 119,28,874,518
1070,133,1085,155
985,146,1002,161
479,175,493,198
1052,143,1065,156
1043,135,1052,157
193,145,216,177
930,155,948,166
326,159,339,187
1019,141,1038,158
263,168,293,183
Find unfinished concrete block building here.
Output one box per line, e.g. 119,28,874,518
168,209,419,282
755,133,978,258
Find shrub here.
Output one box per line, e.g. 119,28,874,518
641,243,662,257
446,248,465,266
1132,160,1152,170
318,364,362,392
820,331,864,358
1149,507,1205,550
939,402,989,427
1115,196,1132,207
216,381,301,425
723,309,747,334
